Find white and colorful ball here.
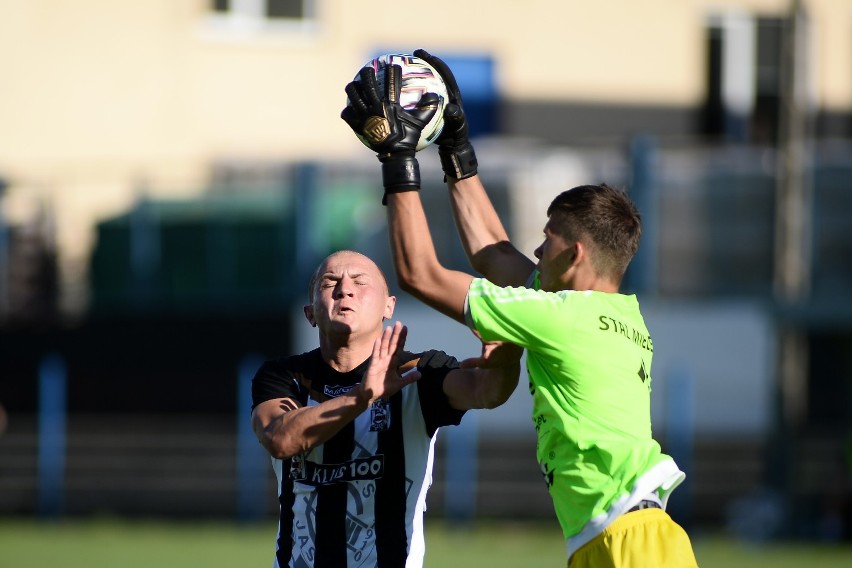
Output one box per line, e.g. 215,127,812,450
350,53,447,152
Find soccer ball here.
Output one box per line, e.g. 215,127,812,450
350,53,448,152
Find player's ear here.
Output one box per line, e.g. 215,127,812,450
304,304,317,327
383,295,396,320
570,241,585,266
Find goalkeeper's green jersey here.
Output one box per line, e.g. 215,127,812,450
464,276,685,556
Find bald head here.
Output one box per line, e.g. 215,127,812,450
308,250,390,303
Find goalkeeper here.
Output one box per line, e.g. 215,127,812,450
341,50,698,567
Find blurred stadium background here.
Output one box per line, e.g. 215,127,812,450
0,0,851,557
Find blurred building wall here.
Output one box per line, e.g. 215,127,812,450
0,0,849,317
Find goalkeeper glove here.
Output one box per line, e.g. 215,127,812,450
414,49,478,180
341,64,440,203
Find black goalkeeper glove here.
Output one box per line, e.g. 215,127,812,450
341,64,440,203
414,49,478,180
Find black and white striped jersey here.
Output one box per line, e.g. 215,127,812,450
252,348,465,568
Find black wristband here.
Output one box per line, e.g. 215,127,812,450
438,143,478,180
380,155,420,205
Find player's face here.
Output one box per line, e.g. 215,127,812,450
309,252,394,336
533,218,576,292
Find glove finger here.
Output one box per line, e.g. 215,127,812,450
385,64,402,105
414,48,462,106
344,81,369,114
408,92,440,125
358,67,385,113
443,102,464,125
340,106,362,131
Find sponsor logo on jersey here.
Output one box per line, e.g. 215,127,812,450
291,455,385,486
598,315,654,352
324,384,357,398
369,398,390,431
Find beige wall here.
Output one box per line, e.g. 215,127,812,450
0,0,852,166
2,0,847,166
0,0,847,315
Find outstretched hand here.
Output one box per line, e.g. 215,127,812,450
360,321,421,405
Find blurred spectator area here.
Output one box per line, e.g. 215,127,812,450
90,170,350,316
654,144,852,299
1,141,851,528
85,159,513,317
0,196,59,327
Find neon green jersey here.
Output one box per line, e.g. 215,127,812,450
465,277,683,552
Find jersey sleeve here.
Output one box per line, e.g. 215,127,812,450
415,350,465,437
251,359,308,410
464,277,575,351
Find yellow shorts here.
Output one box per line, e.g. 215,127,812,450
568,508,698,568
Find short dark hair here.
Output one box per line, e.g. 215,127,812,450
546,184,642,280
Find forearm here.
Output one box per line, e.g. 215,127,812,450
444,362,520,411
386,191,472,324
255,392,369,460
447,176,509,267
448,176,535,286
475,363,521,409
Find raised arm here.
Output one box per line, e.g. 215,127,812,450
447,175,535,286
386,191,473,324
341,62,473,324
340,58,522,409
414,49,535,287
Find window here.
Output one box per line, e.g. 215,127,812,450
753,17,785,145
702,13,789,145
702,13,756,142
207,0,316,35
212,0,309,20
265,0,304,19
